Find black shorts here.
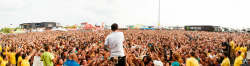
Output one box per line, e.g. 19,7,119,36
111,56,126,66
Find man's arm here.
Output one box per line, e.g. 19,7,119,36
199,58,205,65
5,44,8,60
221,42,227,49
104,36,110,52
28,49,37,60
221,46,226,49
40,54,43,61
104,45,110,52
52,54,58,63
15,48,22,55
139,49,146,57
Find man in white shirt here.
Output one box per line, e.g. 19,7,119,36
104,23,126,66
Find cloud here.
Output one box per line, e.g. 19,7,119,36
0,0,249,29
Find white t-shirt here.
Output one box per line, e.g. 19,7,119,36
33,56,44,66
153,60,163,66
209,54,215,58
105,32,125,57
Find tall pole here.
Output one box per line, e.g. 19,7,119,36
158,0,160,29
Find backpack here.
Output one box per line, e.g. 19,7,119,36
243,59,248,64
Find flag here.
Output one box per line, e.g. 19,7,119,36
75,24,77,29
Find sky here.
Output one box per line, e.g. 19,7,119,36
0,0,250,29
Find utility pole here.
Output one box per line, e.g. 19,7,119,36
158,0,161,29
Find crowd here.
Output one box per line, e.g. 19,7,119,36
0,27,249,66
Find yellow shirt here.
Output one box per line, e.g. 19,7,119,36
234,56,243,66
9,52,16,64
235,46,240,52
0,45,2,52
243,47,247,53
221,57,230,66
2,52,8,55
186,57,199,66
21,59,30,66
230,41,235,49
0,56,3,63
240,47,244,53
4,47,9,51
17,56,23,66
1,60,8,66
241,52,245,58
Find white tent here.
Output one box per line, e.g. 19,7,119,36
37,29,45,32
31,29,45,32
118,25,128,29
51,28,68,31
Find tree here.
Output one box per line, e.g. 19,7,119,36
2,27,13,33
14,27,22,31
0,28,2,32
68,26,75,28
63,25,80,28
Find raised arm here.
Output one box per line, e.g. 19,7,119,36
28,49,37,60
139,49,147,57
104,45,110,52
15,48,22,55
5,44,8,60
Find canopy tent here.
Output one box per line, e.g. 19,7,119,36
14,29,25,33
37,29,45,32
83,23,94,29
118,25,128,29
133,24,143,29
51,28,68,31
127,25,134,29
31,29,45,32
140,28,156,30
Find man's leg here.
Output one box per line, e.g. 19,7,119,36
230,49,235,64
117,56,126,66
12,64,16,66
